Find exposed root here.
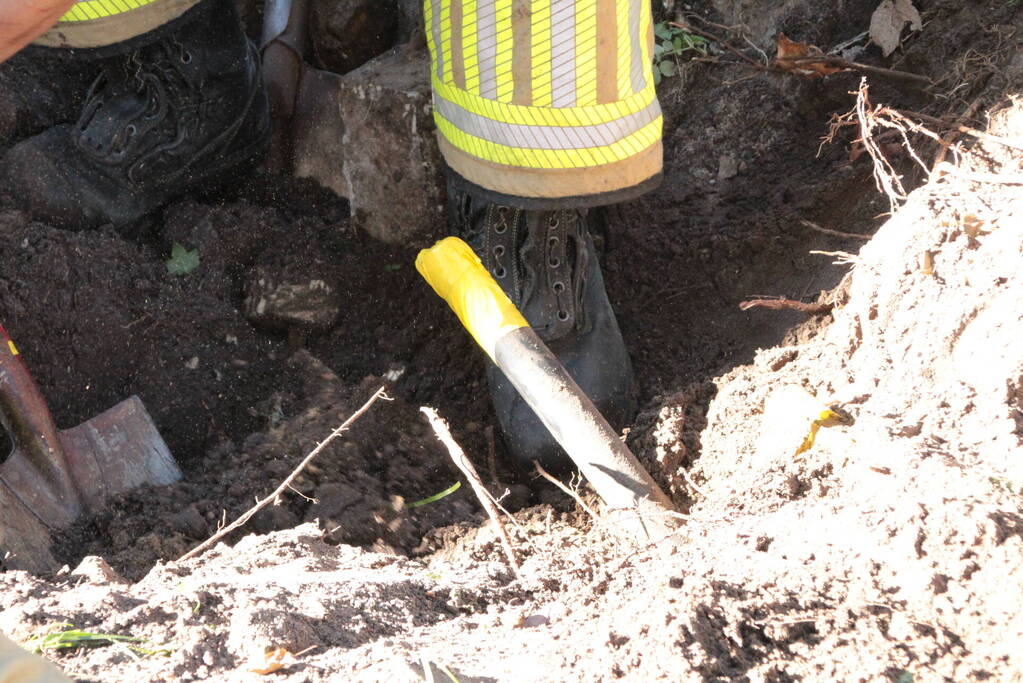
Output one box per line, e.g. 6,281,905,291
421,406,521,579
179,386,389,562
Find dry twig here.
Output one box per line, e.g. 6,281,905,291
179,387,389,562
533,461,599,520
420,407,521,578
799,219,872,241
739,297,834,314
670,18,931,86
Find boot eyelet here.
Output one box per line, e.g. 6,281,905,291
553,281,565,293
493,245,505,257
494,267,507,279
557,311,570,321
548,236,559,247
549,257,560,268
549,217,560,229
126,124,137,136
180,51,193,64
494,221,507,234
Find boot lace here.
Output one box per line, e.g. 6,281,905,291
75,40,201,172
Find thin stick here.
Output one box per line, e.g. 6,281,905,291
681,468,709,498
799,219,871,241
932,96,983,169
739,297,834,314
485,425,499,487
669,20,931,86
785,55,932,86
533,461,599,520
178,387,388,561
420,407,521,577
901,109,1023,151
933,162,1023,185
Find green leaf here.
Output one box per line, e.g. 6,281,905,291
653,68,662,86
654,21,672,40
409,481,462,508
166,242,200,276
659,60,678,77
673,36,684,53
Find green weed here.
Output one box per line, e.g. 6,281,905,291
409,481,462,508
28,626,172,658
166,242,200,276
653,21,709,85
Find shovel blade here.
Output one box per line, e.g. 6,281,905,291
59,395,181,510
0,485,59,573
0,396,180,574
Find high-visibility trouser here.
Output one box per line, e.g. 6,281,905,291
35,0,663,205
427,0,663,204
34,0,201,50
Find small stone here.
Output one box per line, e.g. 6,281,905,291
243,264,341,332
312,482,363,518
168,504,208,538
70,556,126,584
251,505,300,535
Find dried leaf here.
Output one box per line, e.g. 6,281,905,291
772,34,844,77
869,0,922,57
248,647,299,675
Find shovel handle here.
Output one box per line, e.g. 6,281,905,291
0,323,77,491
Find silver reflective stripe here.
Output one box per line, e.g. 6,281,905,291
629,0,646,93
430,0,444,80
550,0,576,108
477,0,499,99
434,95,661,150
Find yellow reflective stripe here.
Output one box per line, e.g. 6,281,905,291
493,0,514,101
575,0,598,106
425,0,438,79
433,76,655,128
435,112,662,169
615,0,631,99
440,0,454,83
531,0,553,107
463,0,481,93
434,94,660,150
61,0,162,21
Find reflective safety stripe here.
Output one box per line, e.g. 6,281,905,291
629,0,647,94
433,95,661,152
476,1,499,99
530,0,553,107
435,113,662,169
430,0,664,198
61,0,166,21
433,77,656,128
549,1,576,108
574,1,597,106
463,0,481,92
40,0,199,47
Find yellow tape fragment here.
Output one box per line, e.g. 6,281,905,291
415,237,528,361
7,340,17,356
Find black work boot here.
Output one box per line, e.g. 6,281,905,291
0,0,270,229
449,184,637,473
